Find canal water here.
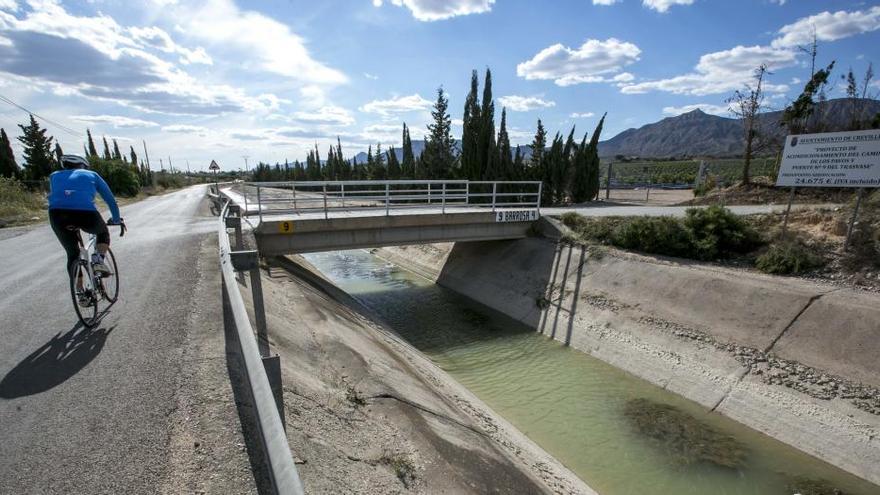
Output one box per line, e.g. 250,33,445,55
303,249,878,495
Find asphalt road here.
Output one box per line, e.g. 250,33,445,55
0,186,223,494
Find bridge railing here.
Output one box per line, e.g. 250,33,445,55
234,180,542,221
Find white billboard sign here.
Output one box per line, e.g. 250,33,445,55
776,129,880,188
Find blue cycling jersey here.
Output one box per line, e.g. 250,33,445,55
47,169,120,223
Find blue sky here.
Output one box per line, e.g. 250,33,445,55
0,0,878,171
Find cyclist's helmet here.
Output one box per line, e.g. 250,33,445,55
61,154,90,170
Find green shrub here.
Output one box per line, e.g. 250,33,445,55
155,172,185,189
684,205,762,260
559,213,622,244
0,177,45,224
90,158,140,197
756,241,825,275
611,216,692,257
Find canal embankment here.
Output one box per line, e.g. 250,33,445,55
235,252,594,494
373,218,880,486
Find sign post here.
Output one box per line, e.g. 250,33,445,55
209,159,220,194
776,130,880,249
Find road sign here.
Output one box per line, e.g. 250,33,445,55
278,221,293,234
495,210,539,222
209,160,220,171
777,130,880,188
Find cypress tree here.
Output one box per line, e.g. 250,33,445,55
371,142,386,179
102,137,111,160
478,69,496,179
387,145,401,179
571,133,591,203
512,145,523,181
0,128,18,178
460,70,482,180
112,139,122,161
86,129,98,158
529,119,547,181
585,113,606,200
336,137,349,179
401,124,415,178
54,142,64,169
17,115,55,181
496,107,512,180
422,87,456,179
542,133,562,205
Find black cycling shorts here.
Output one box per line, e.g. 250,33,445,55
49,209,110,270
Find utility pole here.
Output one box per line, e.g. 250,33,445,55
242,155,250,173
168,156,173,173
160,158,164,171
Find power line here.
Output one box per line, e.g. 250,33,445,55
0,92,83,138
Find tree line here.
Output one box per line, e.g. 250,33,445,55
252,68,606,205
0,115,164,196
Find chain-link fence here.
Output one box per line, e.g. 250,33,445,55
597,158,779,204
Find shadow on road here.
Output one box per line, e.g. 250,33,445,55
0,324,115,399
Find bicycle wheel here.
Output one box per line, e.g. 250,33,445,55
69,260,98,327
97,248,120,305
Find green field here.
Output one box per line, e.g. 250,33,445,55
600,158,779,186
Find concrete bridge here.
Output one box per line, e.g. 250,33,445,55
220,180,542,255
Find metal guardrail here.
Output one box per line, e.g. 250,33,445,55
217,198,304,495
235,180,542,221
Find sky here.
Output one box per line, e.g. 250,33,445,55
0,0,878,171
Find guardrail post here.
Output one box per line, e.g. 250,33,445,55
341,183,345,208
427,183,432,205
465,182,469,205
261,354,285,429
292,183,297,212
256,186,263,223
385,183,390,216
606,163,613,200
243,187,249,214
231,251,270,357
491,182,497,212
442,182,447,214
323,184,328,220
225,216,244,251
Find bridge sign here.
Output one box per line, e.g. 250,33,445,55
209,160,221,171
777,130,880,188
496,210,539,222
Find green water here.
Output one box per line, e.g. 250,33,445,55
303,250,879,495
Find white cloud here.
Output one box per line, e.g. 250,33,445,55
497,95,556,112
128,26,212,65
0,0,17,12
374,0,495,21
0,0,278,115
71,114,160,128
643,0,694,13
359,94,433,115
291,105,355,126
569,112,595,118
162,124,208,134
165,0,346,84
620,45,795,96
662,103,729,116
516,38,641,87
772,6,880,48
364,72,379,80
592,0,620,5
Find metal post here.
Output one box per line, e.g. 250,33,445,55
442,182,447,214
385,183,390,216
465,182,470,205
323,184,328,220
292,183,297,212
341,183,345,208
427,183,432,205
243,188,248,215
646,184,651,202
845,188,865,251
781,187,796,239
491,182,497,213
536,182,542,215
226,216,244,251
230,251,269,357
606,162,613,200
256,186,263,223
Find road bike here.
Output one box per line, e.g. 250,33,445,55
68,221,126,327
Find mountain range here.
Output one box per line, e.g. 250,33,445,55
349,98,880,163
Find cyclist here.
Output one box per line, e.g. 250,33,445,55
48,155,122,298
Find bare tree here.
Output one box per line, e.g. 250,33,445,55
727,64,769,186
798,26,818,79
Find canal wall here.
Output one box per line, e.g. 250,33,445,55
256,254,596,494
374,220,880,485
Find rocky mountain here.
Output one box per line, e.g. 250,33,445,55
598,98,880,159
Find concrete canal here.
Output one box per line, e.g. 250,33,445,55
303,249,878,495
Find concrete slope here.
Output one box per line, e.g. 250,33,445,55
0,186,255,494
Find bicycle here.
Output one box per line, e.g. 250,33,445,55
68,220,126,327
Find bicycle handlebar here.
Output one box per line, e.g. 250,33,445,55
108,218,127,237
